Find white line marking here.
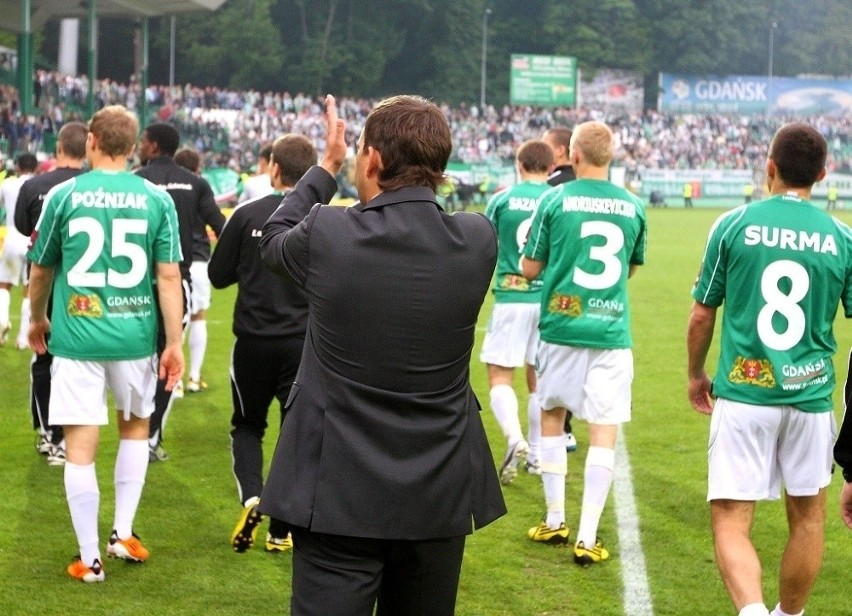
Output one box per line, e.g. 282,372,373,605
614,424,654,615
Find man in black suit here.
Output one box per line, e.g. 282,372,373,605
259,95,506,616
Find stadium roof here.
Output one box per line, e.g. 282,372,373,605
0,0,227,33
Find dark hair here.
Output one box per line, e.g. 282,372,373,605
768,123,827,188
258,144,273,163
88,105,138,158
517,139,553,174
544,127,572,152
143,122,181,157
362,95,451,192
271,134,317,187
174,147,201,173
16,152,38,173
57,121,87,159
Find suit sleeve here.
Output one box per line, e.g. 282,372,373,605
835,349,852,479
208,211,242,289
197,177,226,237
260,165,337,282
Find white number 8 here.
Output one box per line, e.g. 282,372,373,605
757,260,808,351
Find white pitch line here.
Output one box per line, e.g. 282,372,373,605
614,424,654,616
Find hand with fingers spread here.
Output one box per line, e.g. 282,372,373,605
320,94,348,177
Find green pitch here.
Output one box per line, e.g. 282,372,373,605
1,207,851,615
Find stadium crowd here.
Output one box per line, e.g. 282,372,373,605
5,69,851,175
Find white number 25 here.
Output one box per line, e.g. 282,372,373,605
67,217,148,289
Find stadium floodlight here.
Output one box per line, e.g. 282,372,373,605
480,8,491,112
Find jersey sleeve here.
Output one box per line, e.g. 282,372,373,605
484,192,501,226
523,192,553,264
840,222,852,318
691,217,727,307
630,208,647,266
208,208,244,289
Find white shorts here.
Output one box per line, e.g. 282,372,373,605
49,355,158,426
0,241,28,286
479,303,539,368
189,260,211,314
707,398,835,501
536,343,633,425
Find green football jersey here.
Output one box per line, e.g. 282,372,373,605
484,180,552,303
692,194,852,412
28,170,182,360
524,178,646,349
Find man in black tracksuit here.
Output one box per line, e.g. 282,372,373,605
14,121,88,465
208,133,317,553
135,123,225,462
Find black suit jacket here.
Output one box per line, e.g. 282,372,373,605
258,166,506,540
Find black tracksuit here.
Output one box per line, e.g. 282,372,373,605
208,192,308,538
135,157,225,447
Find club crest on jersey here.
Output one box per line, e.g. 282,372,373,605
67,294,103,318
548,293,582,317
499,274,529,291
728,356,775,388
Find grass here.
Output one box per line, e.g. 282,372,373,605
1,207,852,615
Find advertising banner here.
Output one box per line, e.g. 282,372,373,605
510,54,577,107
658,73,852,115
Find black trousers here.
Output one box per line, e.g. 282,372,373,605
30,346,63,444
149,277,190,445
290,527,466,616
230,334,303,537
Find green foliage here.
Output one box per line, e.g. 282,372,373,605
33,0,851,105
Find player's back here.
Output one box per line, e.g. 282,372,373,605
694,194,852,410
30,170,179,361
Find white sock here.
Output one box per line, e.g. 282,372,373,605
65,461,100,566
113,439,149,538
770,604,802,616
0,288,10,327
576,446,615,547
490,384,523,446
17,297,30,346
541,435,567,529
188,319,207,381
740,604,770,616
527,391,541,463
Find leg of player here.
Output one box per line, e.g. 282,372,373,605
711,499,768,615
487,364,528,485
109,410,150,562
64,423,105,582
186,308,208,393
525,364,541,475
0,281,11,345
527,406,570,545
773,491,825,616
16,285,30,349
574,422,617,566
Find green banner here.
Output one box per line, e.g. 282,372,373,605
510,54,577,106
201,167,240,205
